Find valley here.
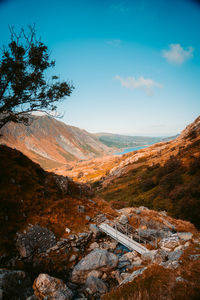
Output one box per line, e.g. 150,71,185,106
0,116,200,300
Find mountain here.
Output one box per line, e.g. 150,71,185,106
95,132,162,148
98,116,200,228
56,116,200,228
0,115,112,169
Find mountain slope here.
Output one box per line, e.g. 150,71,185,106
98,116,200,228
0,116,112,169
0,145,114,256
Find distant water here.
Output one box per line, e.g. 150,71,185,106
114,143,154,155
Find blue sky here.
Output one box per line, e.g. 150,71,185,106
0,0,200,136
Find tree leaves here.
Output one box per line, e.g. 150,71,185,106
0,26,74,128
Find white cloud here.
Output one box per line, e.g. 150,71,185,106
115,75,163,96
106,39,121,47
162,44,194,65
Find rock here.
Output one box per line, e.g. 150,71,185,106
142,249,168,264
89,242,99,250
72,247,79,253
177,232,193,241
85,216,91,221
132,258,142,266
119,215,128,225
120,267,147,285
123,251,138,262
159,234,179,249
71,249,118,283
69,234,77,241
160,246,171,252
0,269,32,299
107,241,118,250
33,273,73,300
174,245,183,251
111,270,122,284
69,254,77,262
176,276,186,282
118,256,131,269
87,270,103,278
184,241,190,248
154,249,168,264
65,228,71,233
77,232,92,245
141,250,158,262
77,205,85,213
168,250,183,261
16,225,56,257
89,224,101,238
135,209,141,215
120,272,131,281
138,228,169,239
100,241,117,251
161,260,180,269
162,220,176,232
85,276,107,295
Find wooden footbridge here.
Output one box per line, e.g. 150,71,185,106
99,223,148,254
98,216,158,255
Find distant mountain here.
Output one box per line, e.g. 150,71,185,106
161,134,179,142
0,116,112,169
95,132,162,148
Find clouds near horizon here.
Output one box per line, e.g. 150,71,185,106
115,75,163,96
162,44,194,65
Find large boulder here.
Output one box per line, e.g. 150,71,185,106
16,225,56,257
71,249,118,283
85,276,107,295
33,273,73,300
0,269,32,299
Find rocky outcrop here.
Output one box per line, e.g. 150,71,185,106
0,269,32,299
16,225,56,257
71,249,118,283
120,267,147,285
33,273,73,300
